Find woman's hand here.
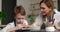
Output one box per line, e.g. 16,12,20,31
49,21,54,26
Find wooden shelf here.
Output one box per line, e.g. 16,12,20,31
0,25,6,27
53,0,56,2
32,14,39,16
30,8,40,11
30,3,39,5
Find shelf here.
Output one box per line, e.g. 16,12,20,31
0,25,6,27
30,3,39,5
53,0,57,2
30,0,56,5
32,14,39,16
30,8,40,11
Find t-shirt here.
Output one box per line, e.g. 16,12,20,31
1,20,28,32
33,9,60,29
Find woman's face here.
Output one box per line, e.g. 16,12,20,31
15,13,25,24
40,3,52,16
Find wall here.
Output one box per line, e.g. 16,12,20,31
2,0,16,25
0,0,2,24
0,0,2,12
17,0,58,15
17,0,31,16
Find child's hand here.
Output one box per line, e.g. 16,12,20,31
17,24,29,30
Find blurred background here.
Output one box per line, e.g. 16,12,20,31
0,0,59,26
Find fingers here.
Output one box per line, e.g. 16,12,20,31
17,24,29,28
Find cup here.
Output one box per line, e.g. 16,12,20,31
46,27,55,32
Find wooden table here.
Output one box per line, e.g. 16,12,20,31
0,25,6,29
0,25,6,27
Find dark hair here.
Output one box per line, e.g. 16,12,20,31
39,0,54,10
14,6,26,16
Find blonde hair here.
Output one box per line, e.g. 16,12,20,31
40,0,54,11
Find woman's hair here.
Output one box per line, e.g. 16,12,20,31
39,0,54,10
14,6,26,16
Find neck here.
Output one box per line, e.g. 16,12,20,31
47,11,53,18
42,11,54,20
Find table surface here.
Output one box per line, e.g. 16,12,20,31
0,25,60,32
0,25,6,27
22,29,60,32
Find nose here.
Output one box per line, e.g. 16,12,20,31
20,19,23,24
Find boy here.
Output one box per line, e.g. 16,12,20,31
1,6,28,32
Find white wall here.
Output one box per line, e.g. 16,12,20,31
17,0,31,16
0,0,2,25
0,0,2,12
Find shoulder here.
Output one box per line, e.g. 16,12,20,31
54,9,59,13
24,20,28,23
1,22,15,32
53,9,60,19
54,12,60,19
33,15,42,24
54,13,60,28
7,22,14,26
35,15,42,21
4,22,15,28
3,22,15,29
24,20,28,25
54,12,60,24
24,20,27,22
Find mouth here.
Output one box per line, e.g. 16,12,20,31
17,22,23,24
41,11,46,14
41,11,46,13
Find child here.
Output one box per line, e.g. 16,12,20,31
1,6,28,32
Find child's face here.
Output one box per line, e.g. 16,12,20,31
15,13,25,24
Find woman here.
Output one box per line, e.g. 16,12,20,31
32,0,60,30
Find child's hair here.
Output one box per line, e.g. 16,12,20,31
14,6,26,16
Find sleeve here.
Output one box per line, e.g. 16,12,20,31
33,16,42,27
33,17,39,27
54,13,60,26
54,13,60,30
1,23,14,32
